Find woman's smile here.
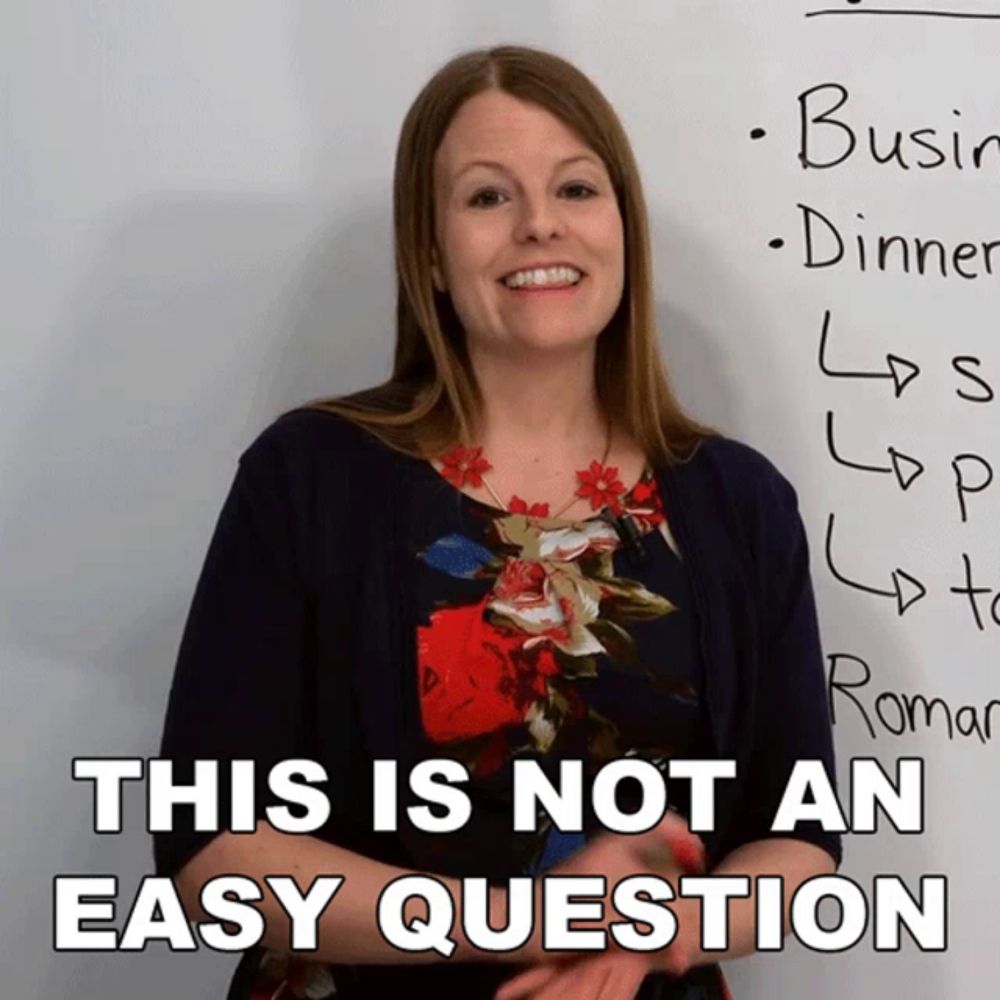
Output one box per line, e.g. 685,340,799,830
501,275,586,297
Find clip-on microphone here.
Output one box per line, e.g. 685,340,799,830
600,506,649,568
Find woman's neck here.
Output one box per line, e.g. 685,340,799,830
468,345,607,462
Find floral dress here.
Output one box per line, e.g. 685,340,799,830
239,461,733,1000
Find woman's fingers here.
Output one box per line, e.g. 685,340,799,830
579,954,649,1000
598,957,648,1000
639,812,706,874
559,962,611,1000
496,954,651,1000
529,960,604,1000
493,962,563,999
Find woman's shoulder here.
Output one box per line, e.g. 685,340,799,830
238,406,390,477
667,433,805,552
678,433,798,502
245,406,366,455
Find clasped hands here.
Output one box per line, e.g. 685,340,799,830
494,812,707,1000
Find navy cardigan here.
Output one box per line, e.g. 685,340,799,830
154,408,843,887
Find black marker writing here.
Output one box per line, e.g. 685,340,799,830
799,83,1000,173
825,410,925,491
829,653,1000,743
799,202,1000,279
817,309,920,397
825,512,927,616
808,4,1000,21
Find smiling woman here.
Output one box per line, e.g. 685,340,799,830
155,42,840,1000
428,92,625,373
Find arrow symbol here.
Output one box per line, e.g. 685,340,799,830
824,512,926,616
825,411,925,491
887,447,924,491
818,310,921,398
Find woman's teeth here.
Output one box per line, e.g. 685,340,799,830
503,266,583,289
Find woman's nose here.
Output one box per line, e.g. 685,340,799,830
513,193,566,243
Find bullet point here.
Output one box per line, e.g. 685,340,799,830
750,127,766,140
769,238,785,249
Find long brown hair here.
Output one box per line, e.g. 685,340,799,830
289,44,717,467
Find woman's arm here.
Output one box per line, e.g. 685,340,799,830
175,822,517,966
174,812,705,968
674,836,837,969
491,837,835,1000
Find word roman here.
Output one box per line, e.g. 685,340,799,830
830,653,1000,742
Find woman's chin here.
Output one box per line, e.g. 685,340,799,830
492,326,600,353
508,335,597,357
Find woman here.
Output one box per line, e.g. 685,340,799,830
155,44,842,999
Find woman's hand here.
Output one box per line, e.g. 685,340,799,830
494,951,655,1000
500,811,705,997
495,894,702,1000
546,808,704,881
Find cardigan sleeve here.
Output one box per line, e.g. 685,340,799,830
732,460,844,871
152,427,315,881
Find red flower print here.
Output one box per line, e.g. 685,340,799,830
630,477,656,505
489,558,607,657
494,558,549,602
439,444,492,489
575,460,627,513
627,475,666,528
417,594,560,750
510,495,550,516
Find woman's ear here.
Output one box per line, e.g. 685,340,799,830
430,244,447,293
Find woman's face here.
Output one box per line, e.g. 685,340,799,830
431,89,625,360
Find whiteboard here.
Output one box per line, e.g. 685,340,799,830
2,2,996,997
608,3,1000,996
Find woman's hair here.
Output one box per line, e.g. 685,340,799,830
290,43,717,467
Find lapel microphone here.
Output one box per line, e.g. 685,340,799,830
600,506,649,568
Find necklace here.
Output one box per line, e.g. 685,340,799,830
438,417,628,518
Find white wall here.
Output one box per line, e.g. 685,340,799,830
3,2,997,996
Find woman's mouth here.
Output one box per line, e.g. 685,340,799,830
498,275,586,295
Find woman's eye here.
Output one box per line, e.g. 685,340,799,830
467,183,597,208
469,189,505,208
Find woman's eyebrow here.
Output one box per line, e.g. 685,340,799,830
452,153,602,183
